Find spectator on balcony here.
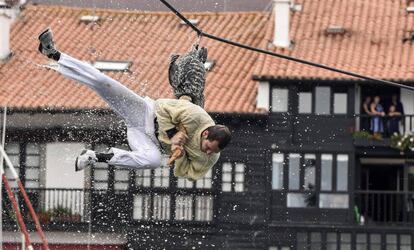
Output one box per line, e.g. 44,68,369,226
370,96,385,139
361,96,373,132
391,94,404,116
387,104,402,135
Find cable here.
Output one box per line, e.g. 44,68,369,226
158,0,414,91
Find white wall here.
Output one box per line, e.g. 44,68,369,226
401,88,414,134
45,142,85,189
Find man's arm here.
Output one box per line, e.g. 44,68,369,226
174,152,219,181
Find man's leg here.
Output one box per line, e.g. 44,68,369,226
57,53,149,128
76,128,161,171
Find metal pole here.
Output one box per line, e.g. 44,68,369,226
0,107,6,250
0,145,49,250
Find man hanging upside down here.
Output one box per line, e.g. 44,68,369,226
37,28,231,181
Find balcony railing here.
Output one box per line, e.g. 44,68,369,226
355,190,414,224
355,114,414,137
3,188,95,224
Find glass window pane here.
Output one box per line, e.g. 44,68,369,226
304,154,316,190
386,234,397,250
400,235,411,250
321,154,333,191
136,169,151,187
195,195,213,221
326,233,337,250
356,234,367,250
234,183,244,192
334,93,347,114
315,86,331,115
26,143,40,154
337,155,348,191
25,180,39,188
133,195,151,220
196,168,213,189
235,173,244,182
222,183,232,192
310,232,321,250
287,193,309,208
288,154,300,190
340,233,351,250
177,178,194,188
235,163,245,172
94,169,108,181
115,169,129,181
175,195,193,221
272,153,284,190
152,195,170,220
25,168,39,179
408,166,414,191
94,182,107,190
319,194,349,208
299,92,312,114
272,88,288,112
297,232,308,250
26,155,40,167
370,234,381,250
6,143,20,154
114,182,128,190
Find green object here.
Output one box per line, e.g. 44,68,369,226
354,206,360,224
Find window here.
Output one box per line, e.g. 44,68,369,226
319,193,348,209
177,177,194,188
195,196,213,221
152,195,170,220
114,167,129,191
321,154,333,191
400,235,411,250
336,155,348,191
133,194,151,220
196,168,213,189
299,92,312,114
310,233,322,250
221,162,246,192
288,154,300,190
4,143,20,188
272,87,288,112
315,87,331,115
272,153,284,190
175,195,193,221
153,168,169,188
303,154,316,190
93,144,109,190
326,233,337,250
340,233,351,250
286,153,316,208
93,60,132,71
275,152,349,209
370,234,381,250
356,234,367,250
25,143,41,188
135,169,151,187
320,154,349,208
386,234,397,250
334,93,347,114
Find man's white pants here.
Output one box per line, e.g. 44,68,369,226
56,53,162,169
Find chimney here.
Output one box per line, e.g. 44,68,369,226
273,0,291,48
0,0,22,60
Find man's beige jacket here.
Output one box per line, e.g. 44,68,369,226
155,98,220,180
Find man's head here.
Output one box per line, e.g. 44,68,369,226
200,125,232,155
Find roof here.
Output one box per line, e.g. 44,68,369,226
254,0,414,82
2,1,414,114
0,5,269,113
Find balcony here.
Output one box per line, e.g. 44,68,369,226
355,190,414,225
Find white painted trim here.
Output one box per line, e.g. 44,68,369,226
257,81,270,110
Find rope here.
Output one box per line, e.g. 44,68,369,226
158,0,414,91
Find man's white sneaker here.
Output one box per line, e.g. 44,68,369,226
75,149,97,171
